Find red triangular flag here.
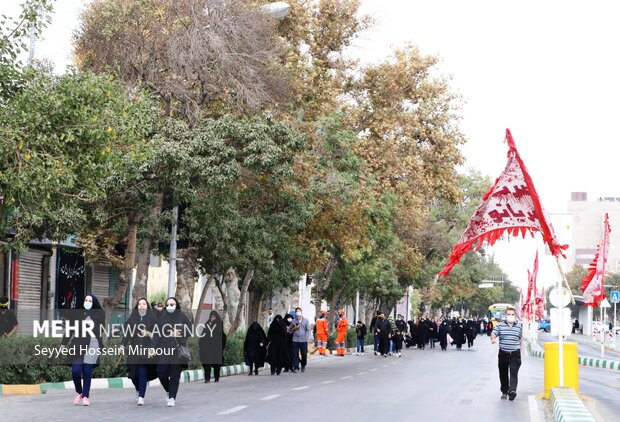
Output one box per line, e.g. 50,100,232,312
580,213,611,306
439,129,568,276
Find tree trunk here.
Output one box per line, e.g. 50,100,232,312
313,251,338,320
194,273,215,327
213,274,230,331
223,268,240,329
104,214,140,314
175,246,198,322
132,192,163,304
228,269,253,335
327,286,345,331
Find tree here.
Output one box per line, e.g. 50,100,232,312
178,115,309,333
0,0,53,101
565,263,587,292
74,0,288,124
0,66,157,251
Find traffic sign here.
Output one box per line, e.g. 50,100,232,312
549,287,571,307
610,291,620,304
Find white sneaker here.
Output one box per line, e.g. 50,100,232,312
167,398,175,407
135,391,139,403
355,352,359,356
361,353,364,356
398,352,402,357
137,397,145,406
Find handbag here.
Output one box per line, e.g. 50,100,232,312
174,338,192,363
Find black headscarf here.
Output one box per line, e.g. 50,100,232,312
199,311,225,365
244,321,267,366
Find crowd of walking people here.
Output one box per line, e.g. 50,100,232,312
59,292,494,408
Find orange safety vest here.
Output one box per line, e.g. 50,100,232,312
336,317,348,341
316,318,329,341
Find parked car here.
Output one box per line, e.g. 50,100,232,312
538,319,551,332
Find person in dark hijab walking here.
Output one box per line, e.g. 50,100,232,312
283,313,294,372
244,321,268,375
375,312,390,357
452,318,466,350
61,293,105,406
150,297,191,407
120,297,158,406
199,311,226,383
438,320,450,351
266,315,287,375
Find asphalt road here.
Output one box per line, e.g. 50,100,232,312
1,337,552,422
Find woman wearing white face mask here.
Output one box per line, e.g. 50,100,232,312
150,297,191,407
120,298,158,406
61,293,105,407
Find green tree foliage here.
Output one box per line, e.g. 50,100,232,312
0,66,157,247
0,0,53,100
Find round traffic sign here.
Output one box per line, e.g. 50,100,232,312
549,287,571,307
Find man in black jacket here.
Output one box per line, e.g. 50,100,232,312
370,311,381,355
355,321,367,355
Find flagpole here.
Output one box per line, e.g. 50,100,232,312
555,256,575,305
557,271,564,387
600,306,604,359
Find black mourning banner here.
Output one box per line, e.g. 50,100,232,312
56,248,86,311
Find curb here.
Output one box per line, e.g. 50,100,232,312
0,362,268,396
570,336,620,355
550,387,595,422
525,339,620,372
0,343,375,396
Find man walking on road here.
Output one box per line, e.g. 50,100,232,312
491,306,522,401
289,307,312,372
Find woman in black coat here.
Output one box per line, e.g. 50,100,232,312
244,321,267,376
438,320,450,351
266,315,287,375
120,297,158,405
150,297,191,407
61,293,105,406
452,319,466,350
199,311,227,383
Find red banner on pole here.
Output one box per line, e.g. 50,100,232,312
439,129,567,276
580,213,611,307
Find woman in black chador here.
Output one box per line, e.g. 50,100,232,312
438,320,450,351
266,315,287,375
452,318,466,350
151,297,191,407
120,297,158,406
199,311,226,383
244,321,268,375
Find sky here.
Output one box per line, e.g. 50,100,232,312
3,0,620,291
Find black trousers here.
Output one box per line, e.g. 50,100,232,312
158,363,182,399
203,364,222,381
498,350,521,394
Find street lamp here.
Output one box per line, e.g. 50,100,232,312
262,2,291,19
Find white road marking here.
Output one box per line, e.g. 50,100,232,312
321,380,334,384
370,368,378,371
358,372,368,375
341,376,352,380
292,386,309,391
528,395,541,422
218,406,248,415
260,394,281,401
